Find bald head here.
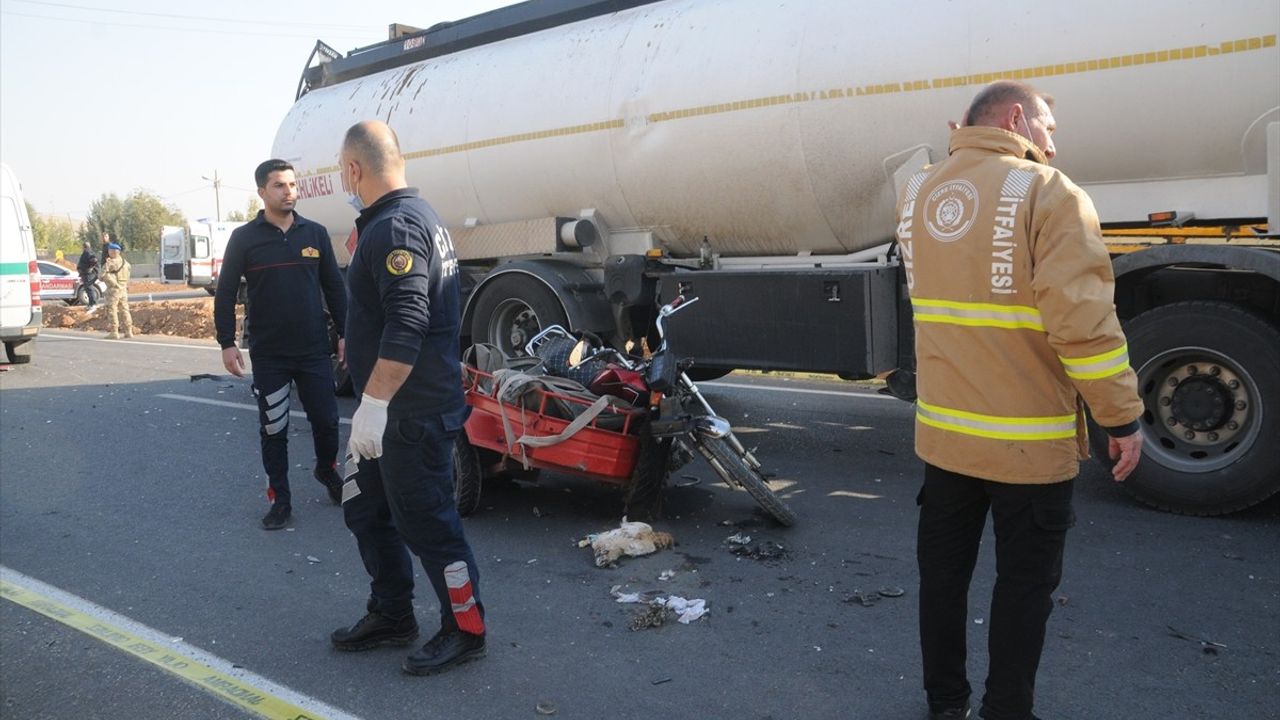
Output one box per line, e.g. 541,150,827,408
340,120,409,206
342,121,404,175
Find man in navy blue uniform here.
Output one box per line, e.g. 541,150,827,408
329,120,486,676
215,159,347,530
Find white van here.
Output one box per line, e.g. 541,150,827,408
0,163,40,364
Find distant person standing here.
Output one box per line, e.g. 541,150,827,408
100,243,133,339
76,241,100,312
98,232,112,268
214,159,348,531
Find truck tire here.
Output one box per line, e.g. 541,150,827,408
625,435,672,520
1088,301,1280,515
453,432,484,517
4,340,34,365
697,435,796,526
469,274,568,358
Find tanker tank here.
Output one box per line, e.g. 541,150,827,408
274,0,1278,260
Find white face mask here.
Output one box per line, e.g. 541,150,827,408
345,167,365,212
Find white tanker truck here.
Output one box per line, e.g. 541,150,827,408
273,0,1280,515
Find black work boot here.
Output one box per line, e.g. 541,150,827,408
261,503,292,530
331,611,419,651
314,465,343,505
402,627,486,676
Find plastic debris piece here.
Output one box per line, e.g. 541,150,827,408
675,476,701,488
535,701,557,715
877,586,905,598
652,677,673,685
726,533,752,545
843,590,880,607
658,569,676,582
974,618,985,625
306,556,321,564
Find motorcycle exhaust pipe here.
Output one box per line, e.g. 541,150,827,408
693,415,732,439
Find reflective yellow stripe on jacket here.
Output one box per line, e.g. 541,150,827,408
916,400,1076,441
1059,344,1130,380
911,298,1045,331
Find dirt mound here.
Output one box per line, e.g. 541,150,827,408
42,297,238,340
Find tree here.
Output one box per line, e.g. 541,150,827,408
80,190,184,251
225,197,261,222
27,201,81,258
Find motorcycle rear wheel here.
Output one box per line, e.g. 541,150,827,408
696,435,796,526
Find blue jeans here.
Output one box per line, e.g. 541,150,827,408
917,464,1075,720
250,353,339,507
342,410,484,631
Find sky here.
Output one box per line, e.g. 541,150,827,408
0,0,510,226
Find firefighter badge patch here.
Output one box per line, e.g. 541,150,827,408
385,249,413,275
301,246,320,258
923,179,979,243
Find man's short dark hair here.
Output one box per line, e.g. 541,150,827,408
254,159,294,189
965,80,1055,127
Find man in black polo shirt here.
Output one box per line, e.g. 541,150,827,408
329,121,485,676
214,159,347,530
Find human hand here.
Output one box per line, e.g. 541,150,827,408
348,394,390,460
1108,431,1143,482
222,347,246,377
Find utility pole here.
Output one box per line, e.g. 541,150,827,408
202,170,222,221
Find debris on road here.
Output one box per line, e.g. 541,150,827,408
1167,625,1228,650
658,569,676,581
611,585,709,628
535,700,557,715
581,518,675,567
725,533,786,561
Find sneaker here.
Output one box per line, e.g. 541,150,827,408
261,503,292,530
930,707,971,720
331,611,419,651
314,465,343,505
85,306,98,315
402,627,486,676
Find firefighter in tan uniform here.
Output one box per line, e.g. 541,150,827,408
896,81,1143,720
101,243,134,339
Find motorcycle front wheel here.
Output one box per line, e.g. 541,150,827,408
694,435,796,526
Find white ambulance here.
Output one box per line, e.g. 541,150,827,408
0,163,40,364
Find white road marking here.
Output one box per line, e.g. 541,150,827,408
157,393,353,425
703,380,899,401
41,330,222,352
0,566,363,720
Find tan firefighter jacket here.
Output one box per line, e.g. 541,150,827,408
895,126,1142,483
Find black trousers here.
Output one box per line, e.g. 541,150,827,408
917,464,1075,720
250,353,339,507
342,412,485,634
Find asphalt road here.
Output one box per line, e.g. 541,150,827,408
1,330,1277,720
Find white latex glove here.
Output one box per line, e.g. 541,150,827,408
349,394,390,461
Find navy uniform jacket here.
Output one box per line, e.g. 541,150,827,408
345,188,465,420
213,211,346,357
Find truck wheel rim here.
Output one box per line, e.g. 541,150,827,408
490,298,542,357
1136,346,1261,474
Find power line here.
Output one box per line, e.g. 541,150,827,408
9,0,382,32
1,9,376,40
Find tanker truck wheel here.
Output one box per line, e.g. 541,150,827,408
1088,301,1280,515
470,274,568,358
